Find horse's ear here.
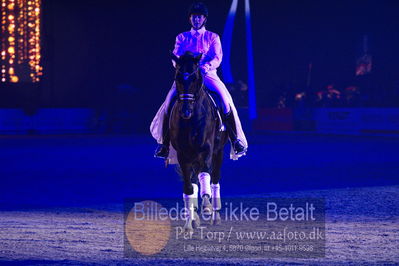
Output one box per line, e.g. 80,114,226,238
170,50,179,64
194,53,202,63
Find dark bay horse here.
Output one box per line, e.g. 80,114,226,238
169,51,228,231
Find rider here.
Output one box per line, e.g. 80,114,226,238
151,1,248,160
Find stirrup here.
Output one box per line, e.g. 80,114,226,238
154,144,169,159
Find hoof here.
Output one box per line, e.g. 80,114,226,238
193,213,201,228
184,223,194,233
211,211,221,225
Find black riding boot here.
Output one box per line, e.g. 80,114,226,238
224,111,247,155
154,114,170,159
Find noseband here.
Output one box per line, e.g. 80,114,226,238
179,93,195,101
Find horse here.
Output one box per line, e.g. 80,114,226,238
169,51,228,232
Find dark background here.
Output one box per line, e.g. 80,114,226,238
1,0,399,129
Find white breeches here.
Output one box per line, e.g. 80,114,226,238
150,71,248,161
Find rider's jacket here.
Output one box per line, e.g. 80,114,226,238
173,27,222,74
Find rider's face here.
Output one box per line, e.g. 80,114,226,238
190,14,206,30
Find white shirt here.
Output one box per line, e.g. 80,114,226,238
173,27,223,73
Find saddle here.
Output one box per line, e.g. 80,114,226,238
204,90,226,132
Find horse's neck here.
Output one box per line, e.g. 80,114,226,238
194,85,213,116
196,83,208,105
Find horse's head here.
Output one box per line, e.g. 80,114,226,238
171,51,203,120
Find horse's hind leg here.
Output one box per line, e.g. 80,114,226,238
198,172,212,216
211,148,223,185
210,183,221,225
210,150,224,225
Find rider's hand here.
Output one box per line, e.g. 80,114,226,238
200,64,209,75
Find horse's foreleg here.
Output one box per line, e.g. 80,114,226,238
181,163,200,232
183,183,200,232
180,162,194,195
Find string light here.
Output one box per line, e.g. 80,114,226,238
1,0,42,83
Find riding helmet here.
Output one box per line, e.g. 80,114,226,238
188,2,209,17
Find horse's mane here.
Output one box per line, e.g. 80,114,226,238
178,51,200,64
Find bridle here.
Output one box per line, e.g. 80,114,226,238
175,66,202,102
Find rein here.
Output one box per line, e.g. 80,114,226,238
182,69,198,81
